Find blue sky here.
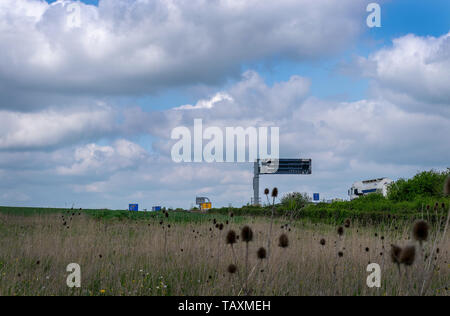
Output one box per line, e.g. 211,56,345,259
0,0,448,209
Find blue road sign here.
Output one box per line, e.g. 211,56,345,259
129,204,139,211
313,193,320,201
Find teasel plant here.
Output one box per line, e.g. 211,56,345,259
242,246,269,295
215,222,225,270
240,225,254,295
389,189,449,296
333,224,348,295
265,187,278,263
225,230,244,293
418,194,449,296
261,233,290,295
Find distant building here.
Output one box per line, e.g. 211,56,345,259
348,178,393,200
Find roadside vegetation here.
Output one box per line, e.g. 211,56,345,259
211,170,450,223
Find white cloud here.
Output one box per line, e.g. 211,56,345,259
357,32,450,108
0,106,116,150
57,139,148,176
0,0,365,101
175,93,233,110
148,70,450,170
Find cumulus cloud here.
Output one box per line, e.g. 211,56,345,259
0,105,116,150
150,72,450,168
355,32,450,109
57,139,148,176
0,0,366,106
175,93,234,111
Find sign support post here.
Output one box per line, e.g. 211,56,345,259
252,158,312,206
253,159,260,206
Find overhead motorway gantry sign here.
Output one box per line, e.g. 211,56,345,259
259,159,312,175
253,158,312,206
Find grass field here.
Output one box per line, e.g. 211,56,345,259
0,206,448,296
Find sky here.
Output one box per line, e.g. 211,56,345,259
0,0,449,209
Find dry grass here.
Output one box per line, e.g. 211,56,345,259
0,212,448,296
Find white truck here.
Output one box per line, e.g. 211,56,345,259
348,178,393,200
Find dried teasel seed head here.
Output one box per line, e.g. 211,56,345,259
320,238,326,246
278,234,289,248
390,244,402,265
337,226,344,236
257,247,267,260
226,230,237,245
399,245,416,266
241,226,254,243
271,187,278,198
344,218,351,228
264,188,270,195
227,264,237,274
413,220,430,243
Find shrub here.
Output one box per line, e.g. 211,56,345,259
388,169,450,201
281,192,310,210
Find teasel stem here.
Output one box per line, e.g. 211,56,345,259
266,190,277,264
244,241,250,295
228,244,244,293
238,258,263,296
420,206,449,296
